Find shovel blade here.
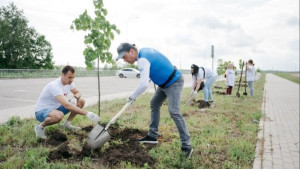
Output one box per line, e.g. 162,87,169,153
87,124,111,149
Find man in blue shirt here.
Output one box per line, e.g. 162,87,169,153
116,42,193,158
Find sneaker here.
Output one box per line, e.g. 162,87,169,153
86,112,100,122
34,125,46,139
62,123,81,130
136,135,158,144
182,147,193,158
208,100,214,104
205,101,211,107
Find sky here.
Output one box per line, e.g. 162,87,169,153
1,0,299,71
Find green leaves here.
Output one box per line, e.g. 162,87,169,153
217,60,237,75
71,0,119,69
0,3,54,69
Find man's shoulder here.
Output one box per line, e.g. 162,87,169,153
46,78,62,89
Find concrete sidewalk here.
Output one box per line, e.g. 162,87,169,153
253,73,299,169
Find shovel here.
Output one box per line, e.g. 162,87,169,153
236,61,245,97
243,62,248,96
185,93,195,106
87,101,134,149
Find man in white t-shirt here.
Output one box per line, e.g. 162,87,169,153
34,66,100,139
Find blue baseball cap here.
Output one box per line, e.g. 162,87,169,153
116,42,134,61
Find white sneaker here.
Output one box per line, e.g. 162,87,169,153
34,125,46,139
86,112,100,122
62,123,81,130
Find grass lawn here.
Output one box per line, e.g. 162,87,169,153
0,73,265,169
273,72,299,84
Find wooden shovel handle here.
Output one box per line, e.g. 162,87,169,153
105,101,133,130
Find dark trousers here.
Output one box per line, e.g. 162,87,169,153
226,86,233,95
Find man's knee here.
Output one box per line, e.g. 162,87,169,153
168,109,181,119
77,98,85,108
51,111,64,123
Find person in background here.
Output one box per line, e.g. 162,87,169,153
116,42,193,158
191,64,218,106
246,59,256,96
34,66,100,139
225,63,235,95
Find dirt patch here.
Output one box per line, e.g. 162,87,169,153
235,84,248,87
45,125,156,167
81,125,93,132
214,86,224,89
182,112,189,117
102,141,155,167
191,99,209,109
214,91,226,95
45,129,67,146
48,141,80,160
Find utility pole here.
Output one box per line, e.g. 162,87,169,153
211,45,214,70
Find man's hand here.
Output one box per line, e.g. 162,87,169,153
74,93,80,100
192,90,198,96
126,97,135,103
191,90,195,94
86,112,100,122
69,98,77,105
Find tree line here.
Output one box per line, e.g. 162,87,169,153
0,3,54,69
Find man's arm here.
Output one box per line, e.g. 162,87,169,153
71,88,81,100
192,79,197,89
194,79,204,91
247,64,251,71
129,58,150,99
56,95,87,115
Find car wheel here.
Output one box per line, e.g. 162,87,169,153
119,74,124,78
136,74,140,78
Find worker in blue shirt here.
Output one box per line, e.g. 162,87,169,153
116,42,193,158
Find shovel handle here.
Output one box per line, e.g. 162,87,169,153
185,94,195,105
104,101,133,130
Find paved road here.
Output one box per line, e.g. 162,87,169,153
253,73,299,169
0,74,194,124
0,76,140,110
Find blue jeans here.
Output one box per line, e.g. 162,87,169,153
148,75,191,149
35,105,70,122
203,75,218,102
247,81,254,96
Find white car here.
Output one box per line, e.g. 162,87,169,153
116,68,140,78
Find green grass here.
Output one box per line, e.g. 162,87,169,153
273,72,299,84
0,74,266,168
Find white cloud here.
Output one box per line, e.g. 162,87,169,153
0,0,299,71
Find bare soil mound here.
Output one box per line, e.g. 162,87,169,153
45,125,156,167
191,99,209,108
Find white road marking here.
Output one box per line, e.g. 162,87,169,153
0,97,36,103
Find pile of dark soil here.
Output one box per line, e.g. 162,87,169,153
44,125,156,167
214,86,224,89
214,91,226,95
191,99,209,109
45,129,67,146
235,84,248,87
